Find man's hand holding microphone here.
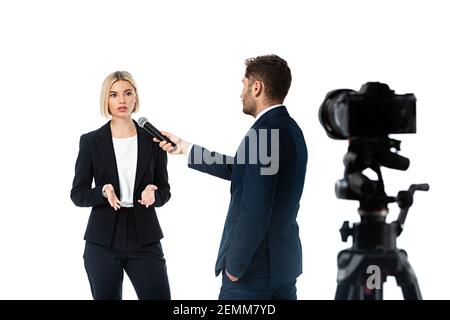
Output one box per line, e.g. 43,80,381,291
137,116,190,155
153,131,190,155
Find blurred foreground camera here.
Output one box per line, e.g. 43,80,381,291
319,82,416,139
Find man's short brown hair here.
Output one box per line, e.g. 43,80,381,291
245,54,292,102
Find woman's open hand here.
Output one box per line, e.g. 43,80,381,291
138,184,158,208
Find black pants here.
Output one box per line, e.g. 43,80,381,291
83,207,170,300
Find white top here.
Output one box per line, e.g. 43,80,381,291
112,135,138,207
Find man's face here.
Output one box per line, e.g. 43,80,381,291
241,76,257,116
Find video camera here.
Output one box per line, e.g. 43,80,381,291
319,82,416,139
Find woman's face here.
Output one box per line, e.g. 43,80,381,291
108,80,137,118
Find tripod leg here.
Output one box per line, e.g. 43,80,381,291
401,284,422,300
335,250,359,300
335,283,354,300
395,250,422,300
335,251,383,300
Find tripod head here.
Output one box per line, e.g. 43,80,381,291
336,136,428,245
336,136,409,212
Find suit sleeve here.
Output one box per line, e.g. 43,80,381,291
225,128,281,278
187,144,234,181
70,134,106,207
153,148,171,207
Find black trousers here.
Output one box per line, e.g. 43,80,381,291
83,207,170,300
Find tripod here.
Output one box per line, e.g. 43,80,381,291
331,137,429,300
335,184,429,300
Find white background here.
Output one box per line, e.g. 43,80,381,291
0,0,448,299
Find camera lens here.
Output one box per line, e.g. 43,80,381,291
319,89,354,140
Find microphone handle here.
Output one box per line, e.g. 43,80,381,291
145,123,178,151
156,132,178,150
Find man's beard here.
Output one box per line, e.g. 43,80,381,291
242,91,256,116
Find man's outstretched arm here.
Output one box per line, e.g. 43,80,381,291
155,132,234,181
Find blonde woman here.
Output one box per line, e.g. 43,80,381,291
71,71,171,300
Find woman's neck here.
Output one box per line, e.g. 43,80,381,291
110,116,137,138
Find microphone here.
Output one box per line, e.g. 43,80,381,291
137,117,177,152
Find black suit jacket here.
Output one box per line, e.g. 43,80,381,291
70,120,171,246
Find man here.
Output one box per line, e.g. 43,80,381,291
157,55,308,299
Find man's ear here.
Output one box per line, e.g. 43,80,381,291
253,80,264,98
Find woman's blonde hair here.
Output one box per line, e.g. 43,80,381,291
100,71,140,118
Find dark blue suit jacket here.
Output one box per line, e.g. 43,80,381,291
188,106,307,287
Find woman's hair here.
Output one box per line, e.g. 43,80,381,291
100,71,140,118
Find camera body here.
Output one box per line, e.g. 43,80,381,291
319,82,416,140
